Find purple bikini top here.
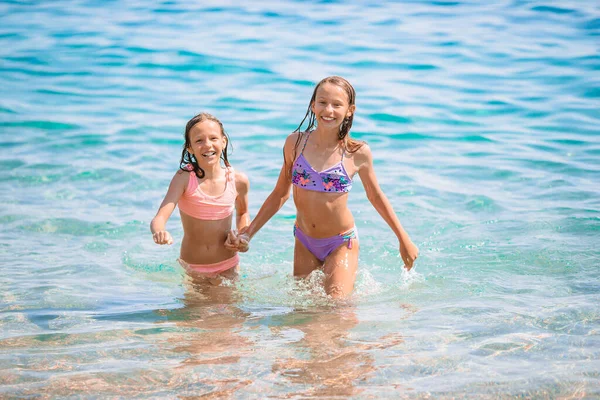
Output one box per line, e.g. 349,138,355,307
291,131,353,193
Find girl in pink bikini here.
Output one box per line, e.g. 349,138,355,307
235,76,418,298
151,113,250,283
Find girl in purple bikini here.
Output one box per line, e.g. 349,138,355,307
227,76,418,298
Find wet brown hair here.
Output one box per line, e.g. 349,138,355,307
179,112,231,179
290,76,364,170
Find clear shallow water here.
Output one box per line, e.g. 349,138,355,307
1,0,599,398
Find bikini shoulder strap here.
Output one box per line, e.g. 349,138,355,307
185,165,198,193
227,166,235,182
299,130,311,154
227,166,238,195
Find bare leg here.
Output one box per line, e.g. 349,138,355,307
322,238,359,298
293,237,322,278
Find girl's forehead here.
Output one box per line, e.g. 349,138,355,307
189,120,221,136
315,82,349,101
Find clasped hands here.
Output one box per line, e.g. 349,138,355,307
224,229,250,252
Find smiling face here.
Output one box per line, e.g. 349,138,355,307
311,82,355,130
186,119,227,167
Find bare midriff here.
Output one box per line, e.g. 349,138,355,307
179,211,237,264
293,186,355,238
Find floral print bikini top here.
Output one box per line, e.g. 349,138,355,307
291,131,353,193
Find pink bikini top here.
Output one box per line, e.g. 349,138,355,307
178,166,237,220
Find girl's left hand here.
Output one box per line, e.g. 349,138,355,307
400,240,419,270
224,230,240,250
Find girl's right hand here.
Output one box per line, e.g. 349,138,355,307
153,231,173,245
224,230,240,251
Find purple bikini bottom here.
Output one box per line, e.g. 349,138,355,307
293,224,358,262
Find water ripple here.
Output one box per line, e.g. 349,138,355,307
1,0,599,397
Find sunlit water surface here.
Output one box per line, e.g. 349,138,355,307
1,0,599,398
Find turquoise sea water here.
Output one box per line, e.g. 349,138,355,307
1,1,599,398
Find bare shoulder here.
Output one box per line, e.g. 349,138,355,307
234,169,249,186
283,131,303,161
173,168,190,184
233,169,250,195
352,142,373,168
284,131,302,149
163,168,190,197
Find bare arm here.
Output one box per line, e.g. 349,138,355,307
224,170,252,251
150,170,188,245
234,170,251,232
241,133,297,241
356,145,419,269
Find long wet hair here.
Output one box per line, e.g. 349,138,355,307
291,76,364,166
179,112,231,179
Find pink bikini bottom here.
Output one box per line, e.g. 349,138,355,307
178,254,239,276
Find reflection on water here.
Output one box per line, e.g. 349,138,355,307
156,278,394,398
170,281,251,362
162,279,255,396
271,308,377,398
